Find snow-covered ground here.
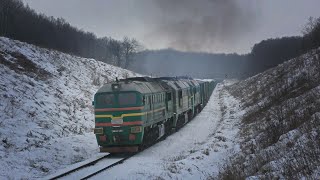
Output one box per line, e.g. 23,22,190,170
0,37,140,179
221,48,320,179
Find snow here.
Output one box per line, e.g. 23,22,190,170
0,37,140,179
46,152,109,179
58,156,124,180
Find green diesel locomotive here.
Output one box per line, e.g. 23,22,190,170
92,77,216,153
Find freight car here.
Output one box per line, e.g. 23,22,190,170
92,77,216,153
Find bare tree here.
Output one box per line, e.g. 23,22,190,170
302,17,320,35
109,39,123,67
122,36,143,69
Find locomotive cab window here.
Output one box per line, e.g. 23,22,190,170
119,92,137,106
96,94,115,106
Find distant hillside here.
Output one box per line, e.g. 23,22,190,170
130,49,248,79
220,47,320,179
129,36,303,79
0,37,139,179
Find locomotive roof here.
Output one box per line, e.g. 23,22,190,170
154,77,178,81
97,77,207,94
120,76,154,82
159,79,191,90
97,80,165,94
157,77,201,90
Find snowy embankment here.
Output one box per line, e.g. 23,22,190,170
0,37,139,179
88,81,243,180
220,48,320,179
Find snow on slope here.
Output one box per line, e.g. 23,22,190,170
0,37,140,179
87,81,243,180
220,48,320,179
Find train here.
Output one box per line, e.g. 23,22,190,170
92,77,216,153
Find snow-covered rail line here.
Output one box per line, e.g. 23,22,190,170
46,154,129,180
79,156,131,180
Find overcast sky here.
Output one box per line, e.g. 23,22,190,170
22,0,320,54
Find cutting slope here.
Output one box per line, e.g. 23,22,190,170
0,37,139,179
221,48,320,179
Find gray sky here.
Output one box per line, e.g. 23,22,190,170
22,0,320,54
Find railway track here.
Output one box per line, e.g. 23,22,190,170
46,115,199,180
46,122,196,180
46,153,134,180
46,114,204,180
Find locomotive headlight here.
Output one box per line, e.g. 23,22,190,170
112,84,121,90
131,126,142,133
94,128,103,135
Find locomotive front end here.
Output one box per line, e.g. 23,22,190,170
93,83,145,153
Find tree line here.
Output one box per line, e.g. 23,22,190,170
0,0,142,68
246,17,320,75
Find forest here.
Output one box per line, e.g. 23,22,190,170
0,0,141,68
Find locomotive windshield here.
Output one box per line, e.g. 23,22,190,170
95,92,140,107
118,92,137,106
96,94,115,106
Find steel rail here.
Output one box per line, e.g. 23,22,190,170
48,154,112,180
80,155,133,180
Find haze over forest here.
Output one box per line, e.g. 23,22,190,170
22,0,320,53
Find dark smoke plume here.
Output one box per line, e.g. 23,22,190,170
147,0,258,53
